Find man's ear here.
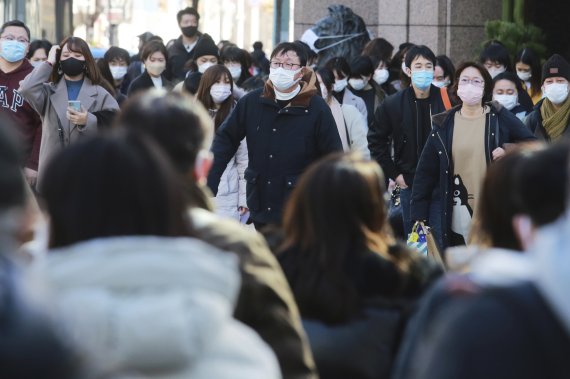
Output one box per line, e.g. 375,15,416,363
405,67,412,78
512,214,536,251
193,149,213,184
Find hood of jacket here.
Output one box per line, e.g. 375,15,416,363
262,66,318,107
40,236,244,377
530,215,570,336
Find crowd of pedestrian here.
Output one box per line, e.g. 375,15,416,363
1,5,570,378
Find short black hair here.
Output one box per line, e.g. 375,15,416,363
0,20,30,41
270,42,307,67
26,39,52,59
141,40,168,62
294,40,317,63
480,41,512,71
493,71,526,96
324,57,351,78
350,55,374,78
104,46,131,65
177,7,200,24
436,55,455,80
404,45,436,69
253,41,263,50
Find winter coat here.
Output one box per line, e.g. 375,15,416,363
369,85,448,186
524,98,570,141
207,68,343,224
410,102,536,249
19,62,119,192
342,103,371,159
39,236,282,379
189,208,318,379
341,87,368,121
0,59,42,170
214,135,248,220
127,71,173,97
167,34,203,82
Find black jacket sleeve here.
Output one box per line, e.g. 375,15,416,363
410,132,441,222
500,109,537,143
369,99,398,180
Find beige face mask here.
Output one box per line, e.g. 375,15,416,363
146,62,166,77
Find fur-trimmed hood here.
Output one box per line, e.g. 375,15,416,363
262,67,318,107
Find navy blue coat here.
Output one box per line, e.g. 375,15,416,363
207,71,343,224
411,102,536,249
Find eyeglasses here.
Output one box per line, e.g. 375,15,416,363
459,77,484,87
270,61,302,70
0,35,29,44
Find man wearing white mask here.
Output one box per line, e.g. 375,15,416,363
0,20,42,188
525,54,570,141
208,42,342,230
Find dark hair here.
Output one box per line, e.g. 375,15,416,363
183,72,202,94
492,71,526,101
253,41,263,50
294,40,317,64
0,20,30,41
515,47,541,99
141,40,168,62
435,55,456,86
95,58,117,97
43,130,192,249
279,153,396,323
117,91,212,174
220,46,252,85
270,42,307,67
474,145,543,250
103,46,131,65
451,61,493,105
404,45,436,69
316,67,335,96
0,116,24,209
195,65,234,129
390,43,414,87
513,141,570,227
350,55,374,78
479,41,512,71
362,38,394,68
26,39,52,60
49,37,102,85
324,56,351,79
176,7,200,24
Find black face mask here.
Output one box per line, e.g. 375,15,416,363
60,58,86,76
181,26,198,38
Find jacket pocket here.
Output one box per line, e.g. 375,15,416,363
244,167,260,211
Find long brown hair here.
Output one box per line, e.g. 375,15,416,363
195,65,234,129
49,37,102,85
279,153,396,322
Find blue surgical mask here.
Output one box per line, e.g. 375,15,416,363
411,70,434,90
0,40,27,63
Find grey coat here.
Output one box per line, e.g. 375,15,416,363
19,62,119,191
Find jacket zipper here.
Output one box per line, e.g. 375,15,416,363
435,131,450,168
486,112,491,163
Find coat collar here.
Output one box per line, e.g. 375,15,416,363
51,75,99,130
261,66,318,108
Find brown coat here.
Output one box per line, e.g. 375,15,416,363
19,62,119,191
189,208,318,379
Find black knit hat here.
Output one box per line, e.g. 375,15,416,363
542,54,570,83
191,34,219,60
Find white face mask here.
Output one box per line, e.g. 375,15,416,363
198,62,215,74
517,70,532,82
373,68,389,85
269,67,301,91
333,78,348,93
432,79,450,88
544,83,570,105
493,94,518,110
226,66,242,81
210,83,232,104
348,77,367,91
488,66,506,79
110,66,127,80
146,62,166,77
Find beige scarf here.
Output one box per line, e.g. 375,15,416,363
327,97,350,151
541,96,570,140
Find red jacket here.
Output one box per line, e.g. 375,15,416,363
0,59,42,170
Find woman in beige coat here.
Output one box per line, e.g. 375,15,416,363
19,36,119,192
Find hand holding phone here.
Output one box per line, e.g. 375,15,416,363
68,100,81,112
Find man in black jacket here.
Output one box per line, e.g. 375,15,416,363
166,7,202,83
207,42,343,229
368,45,447,238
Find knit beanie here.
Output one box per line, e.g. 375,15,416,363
542,54,570,83
192,34,219,60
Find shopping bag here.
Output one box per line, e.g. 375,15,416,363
407,222,428,256
424,224,446,270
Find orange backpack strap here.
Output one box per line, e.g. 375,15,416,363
440,86,452,111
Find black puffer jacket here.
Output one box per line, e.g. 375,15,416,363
166,34,203,82
524,98,570,141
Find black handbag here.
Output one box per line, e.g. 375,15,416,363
388,185,405,240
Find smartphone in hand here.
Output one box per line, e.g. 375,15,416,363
68,100,81,112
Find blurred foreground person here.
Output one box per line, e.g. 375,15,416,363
118,90,318,379
278,153,441,379
39,130,281,379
